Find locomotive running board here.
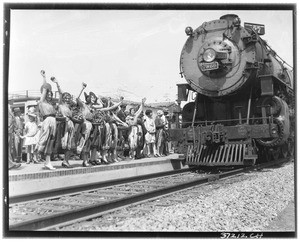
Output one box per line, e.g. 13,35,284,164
186,142,256,166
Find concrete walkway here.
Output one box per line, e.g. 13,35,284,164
8,154,187,197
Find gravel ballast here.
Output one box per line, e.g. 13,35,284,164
61,162,295,232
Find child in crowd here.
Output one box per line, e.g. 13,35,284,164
21,108,40,164
143,109,158,157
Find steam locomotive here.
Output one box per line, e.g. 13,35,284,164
170,14,294,166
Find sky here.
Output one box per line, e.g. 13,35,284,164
7,8,294,103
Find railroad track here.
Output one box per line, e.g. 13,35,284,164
9,157,292,231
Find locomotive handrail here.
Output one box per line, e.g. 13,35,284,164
180,116,273,126
266,45,293,70
260,37,293,70
245,25,293,70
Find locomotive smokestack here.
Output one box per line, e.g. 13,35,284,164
220,14,241,26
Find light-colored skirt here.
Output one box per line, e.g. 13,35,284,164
23,130,40,146
145,132,155,144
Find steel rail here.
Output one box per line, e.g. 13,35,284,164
9,157,291,231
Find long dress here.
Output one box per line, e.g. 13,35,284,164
76,99,93,155
53,103,75,154
36,101,57,155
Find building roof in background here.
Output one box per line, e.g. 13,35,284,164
106,98,176,109
9,90,177,109
146,102,176,108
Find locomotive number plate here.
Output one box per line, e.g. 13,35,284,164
200,61,219,71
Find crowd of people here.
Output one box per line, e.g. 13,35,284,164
8,70,173,170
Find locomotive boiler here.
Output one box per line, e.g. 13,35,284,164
170,14,294,166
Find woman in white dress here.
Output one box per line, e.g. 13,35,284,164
21,109,40,164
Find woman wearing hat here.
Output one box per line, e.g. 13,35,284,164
125,98,146,159
51,77,76,168
74,84,94,167
76,88,118,166
87,95,127,164
20,108,39,164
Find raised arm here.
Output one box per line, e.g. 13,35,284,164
76,82,87,107
107,97,116,107
132,98,146,125
95,97,124,111
41,70,46,85
111,112,128,127
51,77,63,104
91,98,104,109
51,77,63,94
135,98,146,118
77,82,87,100
40,70,48,102
127,98,146,125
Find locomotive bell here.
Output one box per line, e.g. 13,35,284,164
220,14,240,24
185,26,193,36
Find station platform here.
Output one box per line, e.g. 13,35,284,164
8,154,187,197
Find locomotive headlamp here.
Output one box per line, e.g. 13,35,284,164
203,48,216,62
185,26,193,36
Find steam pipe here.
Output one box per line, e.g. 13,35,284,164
246,85,253,124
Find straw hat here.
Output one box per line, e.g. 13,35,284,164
28,113,37,118
157,110,163,116
27,108,37,118
13,107,21,113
